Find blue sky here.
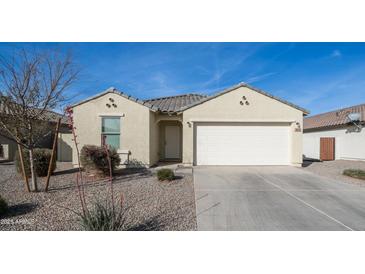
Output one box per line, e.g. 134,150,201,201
1,42,365,115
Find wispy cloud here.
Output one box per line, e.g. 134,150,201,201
239,44,295,85
246,72,277,84
150,72,168,88
140,71,191,99
287,64,365,113
198,44,264,90
4,42,362,116
330,49,342,58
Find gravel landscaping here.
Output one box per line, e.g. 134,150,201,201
0,162,197,231
303,159,365,187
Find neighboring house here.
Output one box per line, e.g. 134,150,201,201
303,103,365,161
63,82,308,167
0,135,17,161
0,100,70,161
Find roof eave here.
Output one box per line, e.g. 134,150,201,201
304,121,365,132
243,83,310,115
178,82,310,115
70,88,158,112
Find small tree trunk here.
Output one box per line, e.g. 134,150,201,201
29,148,38,192
45,118,61,192
18,145,30,192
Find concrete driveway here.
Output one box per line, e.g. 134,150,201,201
194,166,365,231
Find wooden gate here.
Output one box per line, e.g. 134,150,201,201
320,137,335,161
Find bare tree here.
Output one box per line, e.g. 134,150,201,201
0,48,78,191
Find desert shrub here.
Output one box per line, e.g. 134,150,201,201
127,159,146,168
80,145,121,176
78,199,163,231
157,168,175,181
343,169,365,180
79,200,129,231
0,195,8,217
15,148,56,177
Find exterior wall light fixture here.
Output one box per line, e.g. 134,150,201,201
295,122,301,132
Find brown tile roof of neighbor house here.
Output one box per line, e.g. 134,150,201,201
41,110,69,125
0,96,68,125
144,93,208,113
304,103,365,131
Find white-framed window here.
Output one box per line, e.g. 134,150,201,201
101,117,120,149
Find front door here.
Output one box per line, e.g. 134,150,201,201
165,125,180,159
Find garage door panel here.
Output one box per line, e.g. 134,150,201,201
196,124,290,165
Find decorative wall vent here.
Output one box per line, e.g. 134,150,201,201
239,96,249,106
106,98,117,108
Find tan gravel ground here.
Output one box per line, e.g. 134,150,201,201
0,162,197,231
302,160,365,187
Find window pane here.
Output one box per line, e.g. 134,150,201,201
102,117,120,133
104,134,120,149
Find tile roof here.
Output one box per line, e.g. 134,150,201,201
144,93,207,113
42,110,69,125
304,103,365,131
71,87,159,111
70,82,309,114
0,97,68,125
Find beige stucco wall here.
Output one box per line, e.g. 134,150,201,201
303,127,365,161
0,135,17,161
182,86,304,166
149,113,183,165
57,132,73,162
72,92,151,166
149,112,159,165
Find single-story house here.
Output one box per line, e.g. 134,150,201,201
0,103,70,161
60,83,309,167
303,103,365,161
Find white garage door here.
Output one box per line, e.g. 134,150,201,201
196,123,290,165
